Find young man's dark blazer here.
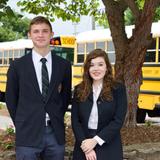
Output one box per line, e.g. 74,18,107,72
5,49,71,147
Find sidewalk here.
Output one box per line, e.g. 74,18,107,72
0,115,13,130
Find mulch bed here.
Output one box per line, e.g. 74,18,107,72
121,125,160,145
66,125,160,147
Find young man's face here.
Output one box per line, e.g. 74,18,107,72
28,23,53,49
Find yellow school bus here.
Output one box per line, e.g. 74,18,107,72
72,21,160,123
0,36,76,102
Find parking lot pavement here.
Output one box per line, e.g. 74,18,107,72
0,115,14,130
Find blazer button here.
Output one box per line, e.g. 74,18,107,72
97,101,101,105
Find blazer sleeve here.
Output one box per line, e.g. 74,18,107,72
61,61,72,112
71,95,86,144
97,84,127,144
5,61,19,124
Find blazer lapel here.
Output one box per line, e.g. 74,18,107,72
26,51,42,97
86,92,94,120
45,53,58,102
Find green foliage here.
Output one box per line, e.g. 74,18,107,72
17,0,103,23
125,1,160,25
1,0,160,28
0,12,30,42
94,9,109,28
3,142,14,150
0,0,14,18
0,125,15,150
154,6,160,22
125,9,135,25
136,0,145,10
144,120,153,127
6,126,15,135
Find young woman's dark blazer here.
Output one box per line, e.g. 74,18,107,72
71,83,127,160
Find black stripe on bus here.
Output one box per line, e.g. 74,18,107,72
143,77,160,81
140,90,160,95
0,73,6,76
143,63,160,67
0,81,6,83
73,75,82,78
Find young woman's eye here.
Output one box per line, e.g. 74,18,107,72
90,64,94,67
98,63,104,66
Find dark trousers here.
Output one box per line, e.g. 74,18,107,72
16,126,65,160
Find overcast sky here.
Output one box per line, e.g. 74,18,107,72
7,0,100,36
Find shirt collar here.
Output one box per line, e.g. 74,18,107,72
32,49,51,64
92,83,103,94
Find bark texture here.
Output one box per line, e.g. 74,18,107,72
102,0,160,126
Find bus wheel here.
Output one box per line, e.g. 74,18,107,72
136,108,146,123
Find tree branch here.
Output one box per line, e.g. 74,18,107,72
154,0,160,6
124,0,140,18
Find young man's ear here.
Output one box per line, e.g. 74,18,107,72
28,32,31,39
51,32,54,38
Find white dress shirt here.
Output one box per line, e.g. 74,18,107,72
88,83,105,145
32,49,52,125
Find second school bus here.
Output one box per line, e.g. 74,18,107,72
72,21,160,123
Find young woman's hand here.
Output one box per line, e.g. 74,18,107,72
85,149,97,160
81,138,97,153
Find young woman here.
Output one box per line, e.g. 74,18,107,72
71,49,127,160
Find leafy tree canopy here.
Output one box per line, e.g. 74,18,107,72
0,0,14,18
17,0,109,26
17,0,160,27
0,12,30,42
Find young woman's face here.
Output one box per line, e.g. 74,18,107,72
89,56,107,83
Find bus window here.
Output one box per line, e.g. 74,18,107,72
77,43,85,63
9,50,13,64
96,41,105,50
77,43,85,53
144,38,156,62
0,51,3,65
107,41,115,52
20,49,25,57
86,42,94,53
107,41,115,63
52,47,74,64
4,50,8,65
144,52,155,62
14,50,20,59
108,53,115,63
77,54,84,63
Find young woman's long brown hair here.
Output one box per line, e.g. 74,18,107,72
75,48,114,102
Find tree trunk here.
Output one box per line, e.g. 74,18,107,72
124,72,142,127
123,45,146,127
103,0,160,127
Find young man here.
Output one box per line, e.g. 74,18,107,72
6,16,71,160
